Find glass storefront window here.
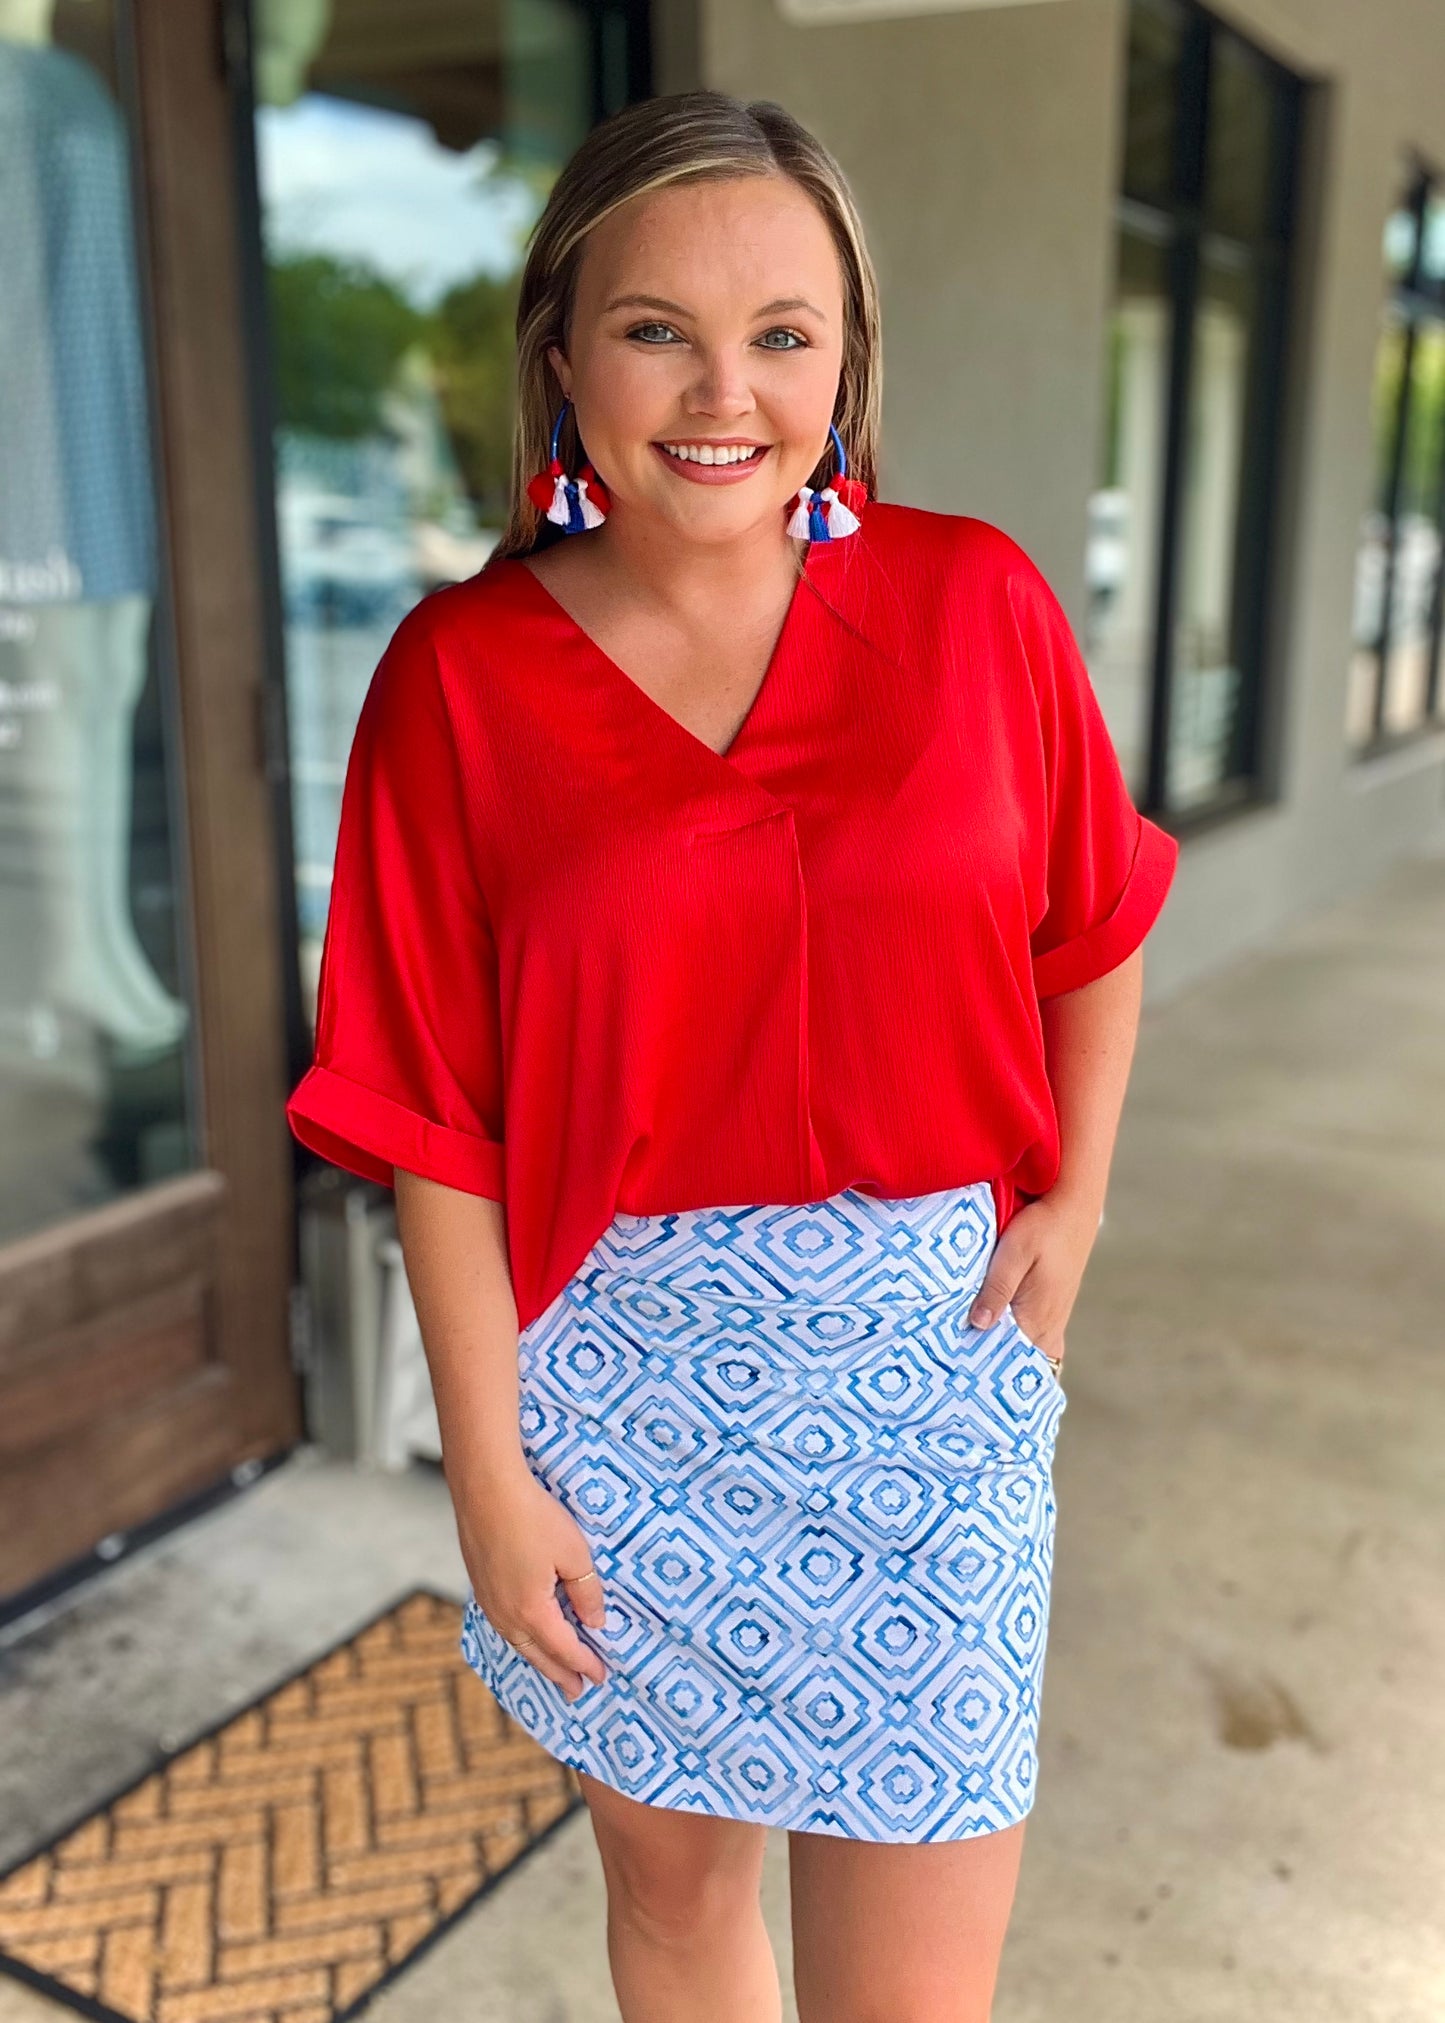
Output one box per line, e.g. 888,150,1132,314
1168,247,1256,810
1348,176,1445,748
0,0,194,1244
1346,313,1407,745
1381,323,1445,732
1121,0,1185,214
1094,0,1302,819
1420,191,1445,304
1201,31,1272,244
248,0,621,1025
1085,227,1171,797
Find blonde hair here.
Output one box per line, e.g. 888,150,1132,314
489,90,882,563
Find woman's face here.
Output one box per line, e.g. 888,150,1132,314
548,173,848,549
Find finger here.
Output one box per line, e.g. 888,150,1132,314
544,1598,609,1687
480,1603,587,1700
968,1271,1018,1329
559,1569,608,1631
512,1636,588,1701
525,1597,608,1689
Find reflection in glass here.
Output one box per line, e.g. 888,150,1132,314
1382,202,1418,286
251,0,596,1018
1347,316,1407,744
0,1,193,1243
1381,324,1445,732
1202,31,1272,244
1347,218,1445,750
1085,228,1170,795
1121,0,1184,212
1421,194,1445,302
1168,250,1255,810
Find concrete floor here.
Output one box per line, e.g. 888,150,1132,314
3,845,1444,2021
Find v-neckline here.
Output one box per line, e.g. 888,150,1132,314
507,539,831,776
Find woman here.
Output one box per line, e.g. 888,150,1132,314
287,89,1178,2023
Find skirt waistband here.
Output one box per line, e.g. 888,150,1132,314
579,1181,999,1312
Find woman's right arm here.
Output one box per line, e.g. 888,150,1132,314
392,1168,607,1702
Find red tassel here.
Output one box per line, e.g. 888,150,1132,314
526,458,564,511
835,475,869,516
580,463,610,513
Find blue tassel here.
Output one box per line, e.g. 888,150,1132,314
808,493,831,541
565,480,587,535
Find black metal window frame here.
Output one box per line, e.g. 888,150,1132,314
1353,157,1445,751
1115,0,1305,828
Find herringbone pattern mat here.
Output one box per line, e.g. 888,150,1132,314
0,1589,580,2023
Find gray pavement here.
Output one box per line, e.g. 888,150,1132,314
3,844,1443,2021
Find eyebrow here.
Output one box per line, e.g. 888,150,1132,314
602,292,828,321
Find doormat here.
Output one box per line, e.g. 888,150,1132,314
0,1588,581,2023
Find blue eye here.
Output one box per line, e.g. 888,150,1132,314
757,328,807,350
627,322,679,344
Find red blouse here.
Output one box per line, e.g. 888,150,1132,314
286,502,1179,1333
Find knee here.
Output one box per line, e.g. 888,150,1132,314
599,1835,759,1950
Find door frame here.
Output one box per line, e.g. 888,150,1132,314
0,0,302,1614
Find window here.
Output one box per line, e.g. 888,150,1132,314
237,0,651,1032
1347,167,1445,748
0,3,196,1243
1086,0,1304,819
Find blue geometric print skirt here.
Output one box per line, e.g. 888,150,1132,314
459,1179,1067,1843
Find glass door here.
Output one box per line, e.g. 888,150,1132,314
243,0,648,1028
0,0,195,1243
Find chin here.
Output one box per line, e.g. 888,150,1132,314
668,497,790,539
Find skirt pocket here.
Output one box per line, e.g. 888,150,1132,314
1005,1301,1064,1385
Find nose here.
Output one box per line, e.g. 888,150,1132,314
681,346,757,421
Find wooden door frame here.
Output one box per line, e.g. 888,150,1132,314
0,0,302,1609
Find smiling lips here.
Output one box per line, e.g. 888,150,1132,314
653,439,771,483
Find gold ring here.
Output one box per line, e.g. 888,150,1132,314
561,1569,600,1585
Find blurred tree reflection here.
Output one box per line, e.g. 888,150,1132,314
268,253,422,440
429,268,521,522
266,251,520,522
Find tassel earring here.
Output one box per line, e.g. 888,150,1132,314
526,398,610,533
786,421,867,541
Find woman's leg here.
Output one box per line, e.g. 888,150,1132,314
788,1819,1028,2023
579,1771,782,2023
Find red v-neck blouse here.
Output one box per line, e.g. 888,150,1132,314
286,502,1179,1333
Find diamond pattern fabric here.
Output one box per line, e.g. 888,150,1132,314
461,1180,1066,1843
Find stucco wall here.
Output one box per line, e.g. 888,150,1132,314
658,0,1445,998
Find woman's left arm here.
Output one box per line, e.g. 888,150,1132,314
967,947,1144,1359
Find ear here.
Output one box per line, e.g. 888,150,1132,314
546,344,573,399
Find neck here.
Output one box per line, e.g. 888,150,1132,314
585,507,808,613
0,0,55,43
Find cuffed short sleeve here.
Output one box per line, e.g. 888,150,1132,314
285,608,507,1199
1008,556,1180,999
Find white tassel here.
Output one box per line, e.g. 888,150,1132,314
818,486,861,537
576,476,607,529
785,487,814,540
545,472,573,527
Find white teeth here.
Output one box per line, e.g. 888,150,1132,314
660,442,762,465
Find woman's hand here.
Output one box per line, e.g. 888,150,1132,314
390,1175,606,1703
975,954,1143,1366
457,1461,609,1703
966,1188,1103,1367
